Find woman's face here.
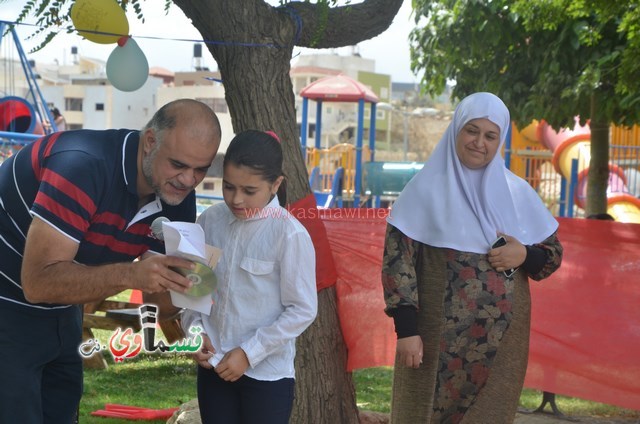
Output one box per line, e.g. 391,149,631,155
455,118,501,169
222,163,283,219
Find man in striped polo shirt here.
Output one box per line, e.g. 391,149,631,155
0,98,222,423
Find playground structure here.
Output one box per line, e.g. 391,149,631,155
306,143,368,206
0,96,45,135
299,74,379,207
300,74,433,208
303,89,640,220
306,142,426,208
509,120,640,223
0,96,46,160
0,21,55,158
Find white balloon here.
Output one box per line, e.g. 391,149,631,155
106,37,149,92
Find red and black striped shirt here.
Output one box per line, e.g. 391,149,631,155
0,129,196,311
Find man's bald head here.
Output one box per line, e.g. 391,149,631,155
139,99,223,205
143,99,222,150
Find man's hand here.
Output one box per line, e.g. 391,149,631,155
131,255,194,294
215,348,249,382
396,335,423,369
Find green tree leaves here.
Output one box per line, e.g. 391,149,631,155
410,0,640,129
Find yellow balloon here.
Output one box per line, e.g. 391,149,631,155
71,0,129,44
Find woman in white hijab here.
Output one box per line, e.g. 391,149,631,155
382,92,563,423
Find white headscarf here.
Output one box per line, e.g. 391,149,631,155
387,92,558,254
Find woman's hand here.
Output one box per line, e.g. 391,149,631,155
192,333,215,369
215,347,250,382
488,234,526,272
396,335,423,368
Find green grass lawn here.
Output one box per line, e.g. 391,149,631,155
81,356,639,423
82,355,196,423
353,367,640,419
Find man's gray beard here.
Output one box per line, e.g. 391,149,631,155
141,149,181,206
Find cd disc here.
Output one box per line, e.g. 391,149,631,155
172,262,217,297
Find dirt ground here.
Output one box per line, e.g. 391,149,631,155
358,410,640,424
514,411,640,424
375,113,451,163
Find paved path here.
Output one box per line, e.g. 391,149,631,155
515,411,640,424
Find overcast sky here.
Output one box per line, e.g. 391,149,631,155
0,0,419,83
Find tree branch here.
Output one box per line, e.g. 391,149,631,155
284,0,404,48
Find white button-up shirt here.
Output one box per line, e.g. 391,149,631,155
182,196,317,381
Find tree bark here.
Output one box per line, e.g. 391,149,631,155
587,92,609,216
293,286,358,423
171,1,403,421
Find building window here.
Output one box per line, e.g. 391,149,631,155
196,98,228,114
295,77,307,93
95,103,104,111
203,181,215,191
65,98,83,112
296,123,316,139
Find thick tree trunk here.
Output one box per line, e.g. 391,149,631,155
587,93,609,216
293,287,359,423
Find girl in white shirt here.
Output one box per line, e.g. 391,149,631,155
181,130,318,424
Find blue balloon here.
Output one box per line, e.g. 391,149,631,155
106,37,149,92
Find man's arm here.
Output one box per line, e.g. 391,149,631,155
21,217,195,304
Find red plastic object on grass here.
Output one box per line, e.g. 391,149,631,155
91,404,179,421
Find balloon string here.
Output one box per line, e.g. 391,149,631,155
0,20,281,49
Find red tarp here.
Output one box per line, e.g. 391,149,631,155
321,209,396,369
524,218,640,411
318,211,640,411
91,404,178,420
289,194,338,291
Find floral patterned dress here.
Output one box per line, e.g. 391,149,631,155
382,224,563,424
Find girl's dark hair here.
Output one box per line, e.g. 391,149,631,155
224,130,287,205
